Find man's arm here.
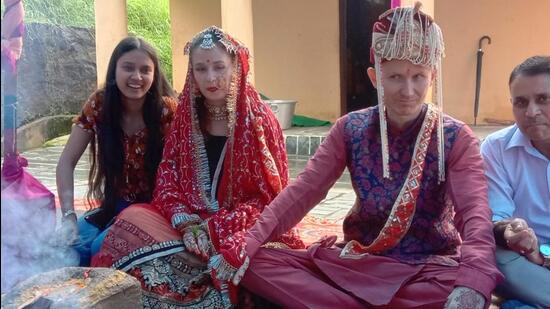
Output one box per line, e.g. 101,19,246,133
447,125,503,301
480,133,544,265
245,117,349,258
479,134,516,222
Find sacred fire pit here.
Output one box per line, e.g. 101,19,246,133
1,267,141,308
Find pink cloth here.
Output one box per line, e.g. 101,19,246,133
1,154,56,291
244,115,502,306
243,246,458,308
1,0,25,72
1,154,55,209
391,0,401,9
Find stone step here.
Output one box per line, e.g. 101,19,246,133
283,126,330,156
282,124,506,156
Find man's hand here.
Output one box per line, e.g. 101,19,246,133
444,286,485,309
497,218,538,255
308,235,338,249
495,218,545,265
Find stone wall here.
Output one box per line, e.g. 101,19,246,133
15,23,97,126
13,115,75,152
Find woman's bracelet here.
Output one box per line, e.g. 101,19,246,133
62,209,77,220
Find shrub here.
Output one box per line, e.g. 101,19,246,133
9,0,173,83
127,0,172,83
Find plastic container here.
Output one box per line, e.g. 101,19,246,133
264,100,297,130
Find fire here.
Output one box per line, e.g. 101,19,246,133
16,278,90,308
3,268,136,308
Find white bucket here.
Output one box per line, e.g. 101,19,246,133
264,100,297,130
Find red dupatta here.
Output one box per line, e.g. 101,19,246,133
152,25,303,262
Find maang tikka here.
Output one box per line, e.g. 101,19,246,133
199,33,216,49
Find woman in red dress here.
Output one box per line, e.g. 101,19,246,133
92,26,304,308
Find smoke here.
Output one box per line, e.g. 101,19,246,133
1,179,79,293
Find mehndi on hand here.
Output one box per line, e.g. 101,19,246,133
182,224,210,260
444,286,485,309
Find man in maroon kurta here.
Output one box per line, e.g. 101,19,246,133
212,3,503,308
241,107,500,308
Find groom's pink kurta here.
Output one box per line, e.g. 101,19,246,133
242,106,502,308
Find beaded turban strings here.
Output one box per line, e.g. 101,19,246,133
372,2,446,182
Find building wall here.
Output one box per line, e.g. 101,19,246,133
99,1,549,125
437,0,550,124
169,0,221,93
252,0,341,121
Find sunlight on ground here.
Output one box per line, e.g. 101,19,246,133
43,135,70,147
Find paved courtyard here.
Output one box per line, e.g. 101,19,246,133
18,146,355,222
13,125,504,223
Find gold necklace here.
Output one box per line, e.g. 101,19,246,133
204,102,228,121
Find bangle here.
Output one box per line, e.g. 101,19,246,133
62,210,77,219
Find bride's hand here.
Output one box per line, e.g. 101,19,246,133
182,225,210,260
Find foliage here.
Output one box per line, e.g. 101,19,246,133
127,0,173,83
21,0,95,28
9,0,173,83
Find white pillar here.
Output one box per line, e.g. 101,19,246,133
94,0,128,86
221,0,255,84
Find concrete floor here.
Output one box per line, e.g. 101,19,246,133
7,124,505,222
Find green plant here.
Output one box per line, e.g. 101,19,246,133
23,0,95,28
127,0,172,83
13,0,173,84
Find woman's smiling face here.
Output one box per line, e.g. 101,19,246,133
115,49,155,104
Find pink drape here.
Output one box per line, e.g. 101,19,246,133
391,0,401,9
1,0,25,72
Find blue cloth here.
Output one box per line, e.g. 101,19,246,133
72,200,131,266
73,218,109,266
501,299,536,309
495,247,550,308
481,125,550,244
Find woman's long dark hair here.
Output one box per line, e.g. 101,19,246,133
87,36,174,213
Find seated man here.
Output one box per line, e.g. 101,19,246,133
211,3,503,308
481,55,550,309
